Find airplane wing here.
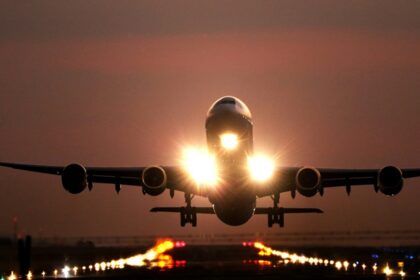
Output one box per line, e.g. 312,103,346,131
0,162,201,196
2,162,420,198
257,166,420,198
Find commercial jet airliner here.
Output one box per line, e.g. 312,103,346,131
1,96,420,227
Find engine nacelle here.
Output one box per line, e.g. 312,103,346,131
377,166,403,196
296,167,321,197
61,163,87,194
142,166,167,196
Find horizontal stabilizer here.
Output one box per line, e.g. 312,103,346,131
254,207,323,215
150,207,215,214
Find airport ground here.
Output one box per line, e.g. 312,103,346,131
1,234,420,279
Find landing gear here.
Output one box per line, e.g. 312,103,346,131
268,193,284,228
180,193,197,227
150,193,200,227
267,208,285,227
180,207,197,227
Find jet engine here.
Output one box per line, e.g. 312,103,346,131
296,167,321,197
377,166,403,196
61,164,87,194
142,166,167,196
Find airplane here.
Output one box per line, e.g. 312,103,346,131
1,96,420,227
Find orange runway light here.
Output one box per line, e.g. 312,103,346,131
248,241,370,276
36,239,186,278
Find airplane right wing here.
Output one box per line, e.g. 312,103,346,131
257,166,420,198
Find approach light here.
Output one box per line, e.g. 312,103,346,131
335,261,343,270
61,266,70,278
220,133,238,150
248,154,275,182
8,272,16,280
182,147,219,186
343,261,349,271
383,265,393,276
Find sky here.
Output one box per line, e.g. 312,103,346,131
0,1,420,238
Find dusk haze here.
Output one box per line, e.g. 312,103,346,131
1,1,419,239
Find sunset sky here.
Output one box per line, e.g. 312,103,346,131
0,1,419,237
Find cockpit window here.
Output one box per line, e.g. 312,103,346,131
216,98,236,105
207,96,252,120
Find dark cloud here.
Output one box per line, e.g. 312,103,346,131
1,0,419,41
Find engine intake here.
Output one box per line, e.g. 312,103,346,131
296,167,321,197
142,166,167,196
61,164,87,194
378,166,403,196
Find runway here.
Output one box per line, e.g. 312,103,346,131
2,237,420,280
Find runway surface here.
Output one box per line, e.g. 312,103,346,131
1,238,420,279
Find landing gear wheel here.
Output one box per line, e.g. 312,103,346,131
268,213,273,227
180,208,186,227
267,194,286,228
279,214,284,227
191,211,197,227
179,204,197,227
268,209,283,227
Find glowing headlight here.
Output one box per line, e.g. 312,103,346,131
248,155,275,182
182,148,219,186
220,133,238,150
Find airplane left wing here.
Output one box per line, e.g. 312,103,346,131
257,166,420,198
3,162,420,199
0,162,201,196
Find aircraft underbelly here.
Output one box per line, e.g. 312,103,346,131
213,198,256,226
210,178,256,226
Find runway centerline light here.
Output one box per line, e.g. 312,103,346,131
62,266,70,278
383,264,393,276
7,272,16,280
248,155,275,182
220,133,239,150
343,261,349,271
335,261,343,270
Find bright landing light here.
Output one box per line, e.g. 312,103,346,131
182,148,218,186
248,155,275,182
220,133,238,150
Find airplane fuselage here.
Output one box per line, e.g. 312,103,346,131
205,96,256,225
